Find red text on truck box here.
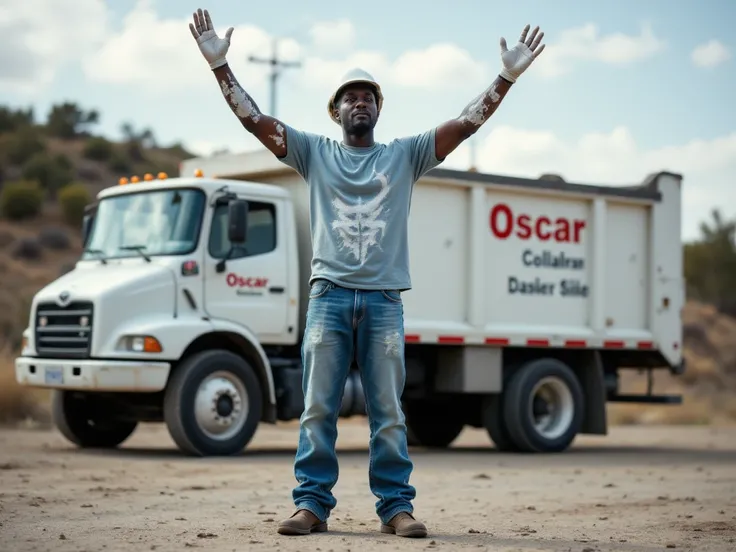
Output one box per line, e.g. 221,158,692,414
489,203,587,244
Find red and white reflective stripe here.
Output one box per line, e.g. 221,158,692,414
405,335,657,350
564,339,587,348
438,335,464,344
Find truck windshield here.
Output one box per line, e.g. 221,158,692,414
82,188,206,261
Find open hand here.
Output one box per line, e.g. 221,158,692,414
189,8,233,70
499,24,546,83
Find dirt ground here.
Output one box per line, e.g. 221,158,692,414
1,420,735,552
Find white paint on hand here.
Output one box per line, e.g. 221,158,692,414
269,123,285,147
220,76,261,122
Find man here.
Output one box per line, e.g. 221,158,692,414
189,8,546,538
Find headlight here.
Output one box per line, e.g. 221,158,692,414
120,335,163,353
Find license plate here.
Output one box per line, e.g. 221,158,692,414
44,366,64,385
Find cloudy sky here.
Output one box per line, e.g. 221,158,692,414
1,0,734,240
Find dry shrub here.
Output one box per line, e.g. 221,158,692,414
683,302,736,377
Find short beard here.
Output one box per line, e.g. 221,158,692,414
344,119,373,137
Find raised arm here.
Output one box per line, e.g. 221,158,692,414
434,24,546,160
189,8,288,158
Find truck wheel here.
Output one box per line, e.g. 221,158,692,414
51,390,137,448
403,399,465,448
503,359,584,453
481,394,520,452
164,350,263,456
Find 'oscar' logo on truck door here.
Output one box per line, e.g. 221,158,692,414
226,273,269,296
489,203,587,243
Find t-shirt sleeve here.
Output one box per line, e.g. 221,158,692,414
404,127,443,182
276,123,318,182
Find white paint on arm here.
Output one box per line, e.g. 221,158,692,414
269,122,285,147
459,83,501,127
219,74,261,123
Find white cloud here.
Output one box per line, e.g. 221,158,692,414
308,19,355,51
70,1,485,97
302,51,392,92
441,126,736,240
691,39,731,68
300,44,487,98
535,22,666,77
0,0,108,93
187,140,231,157
81,1,300,94
392,44,488,87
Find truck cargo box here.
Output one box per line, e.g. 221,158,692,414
182,152,683,371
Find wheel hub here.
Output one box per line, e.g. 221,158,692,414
194,371,249,441
528,376,574,440
216,394,234,417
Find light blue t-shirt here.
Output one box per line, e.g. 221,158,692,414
277,124,442,291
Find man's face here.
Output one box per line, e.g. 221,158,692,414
335,84,379,135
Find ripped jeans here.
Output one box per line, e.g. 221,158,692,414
291,279,415,524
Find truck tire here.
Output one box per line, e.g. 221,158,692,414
163,349,263,456
503,358,584,453
403,399,465,448
481,394,520,452
51,390,137,448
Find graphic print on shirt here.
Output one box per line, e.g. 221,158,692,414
331,171,390,265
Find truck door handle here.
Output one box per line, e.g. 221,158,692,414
269,287,285,294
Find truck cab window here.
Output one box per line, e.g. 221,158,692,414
82,189,206,261
208,200,276,259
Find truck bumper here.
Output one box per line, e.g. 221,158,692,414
15,356,171,392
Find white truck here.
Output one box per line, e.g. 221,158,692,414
14,149,686,456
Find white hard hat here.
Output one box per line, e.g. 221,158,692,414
327,67,384,124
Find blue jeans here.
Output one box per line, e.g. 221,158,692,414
292,279,415,524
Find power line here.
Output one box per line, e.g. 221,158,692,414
248,37,301,118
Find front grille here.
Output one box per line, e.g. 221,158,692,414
35,301,94,358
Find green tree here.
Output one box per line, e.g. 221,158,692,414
683,209,736,316
21,152,74,195
0,106,34,133
46,102,99,139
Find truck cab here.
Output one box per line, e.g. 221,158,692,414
16,172,303,455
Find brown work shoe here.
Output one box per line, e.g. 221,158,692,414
380,512,427,538
277,509,328,535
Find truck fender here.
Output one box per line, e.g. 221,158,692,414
205,319,276,412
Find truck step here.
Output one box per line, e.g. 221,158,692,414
608,394,683,404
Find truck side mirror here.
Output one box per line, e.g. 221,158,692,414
81,214,94,246
81,202,98,247
228,199,248,244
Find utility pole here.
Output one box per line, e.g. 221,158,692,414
248,37,301,118
468,136,478,172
